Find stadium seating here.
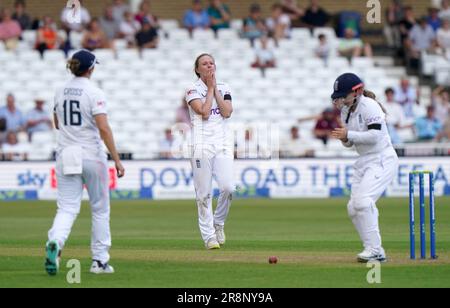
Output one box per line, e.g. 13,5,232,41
0,23,426,159
421,52,450,86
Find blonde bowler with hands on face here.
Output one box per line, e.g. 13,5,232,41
330,73,399,263
185,54,235,250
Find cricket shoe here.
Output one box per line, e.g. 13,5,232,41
357,248,387,263
45,240,61,276
205,237,221,250
214,224,226,245
90,260,115,274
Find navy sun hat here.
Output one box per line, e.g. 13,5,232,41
331,73,364,100
71,49,99,73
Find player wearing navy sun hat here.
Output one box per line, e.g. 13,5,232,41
331,73,364,100
45,49,124,276
68,49,100,74
330,72,399,263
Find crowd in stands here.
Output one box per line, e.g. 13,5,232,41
381,80,450,144
384,0,450,68
0,0,375,68
0,0,449,160
0,93,52,160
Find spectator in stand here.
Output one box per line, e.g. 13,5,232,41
383,88,407,145
266,3,291,43
313,107,340,145
432,86,450,124
0,94,25,133
427,7,442,32
35,16,61,58
406,17,437,66
183,0,211,34
82,18,112,51
337,11,362,38
338,28,373,59
252,36,276,73
207,0,231,32
384,0,405,49
175,99,191,126
395,78,418,119
241,3,266,44
12,0,31,30
1,131,28,161
26,98,52,141
415,106,443,141
135,18,159,50
235,129,264,159
0,8,22,51
439,0,450,21
437,19,450,52
436,116,450,141
60,0,91,33
280,126,314,158
135,0,159,28
119,11,141,47
280,0,304,27
99,6,119,41
315,34,331,64
399,6,416,44
302,0,330,29
111,0,129,25
159,129,174,159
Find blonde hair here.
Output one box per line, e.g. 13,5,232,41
363,90,387,114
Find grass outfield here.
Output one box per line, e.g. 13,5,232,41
0,197,449,288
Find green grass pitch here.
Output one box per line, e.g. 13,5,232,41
0,197,449,288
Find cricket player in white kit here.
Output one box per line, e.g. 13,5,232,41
45,50,125,275
185,54,234,250
330,73,399,263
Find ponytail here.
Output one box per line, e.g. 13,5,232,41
363,90,387,114
67,58,83,77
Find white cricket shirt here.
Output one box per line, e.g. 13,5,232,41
54,77,108,161
185,79,233,148
342,95,393,156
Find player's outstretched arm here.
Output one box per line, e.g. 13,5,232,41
95,114,125,178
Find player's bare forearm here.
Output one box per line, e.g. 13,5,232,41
95,115,121,162
215,88,233,118
100,127,120,162
202,90,215,120
99,125,125,178
53,114,59,130
189,93,214,121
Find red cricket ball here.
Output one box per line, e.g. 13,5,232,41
269,256,278,264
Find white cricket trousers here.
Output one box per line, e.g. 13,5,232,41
348,147,399,252
191,144,235,243
48,158,111,264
